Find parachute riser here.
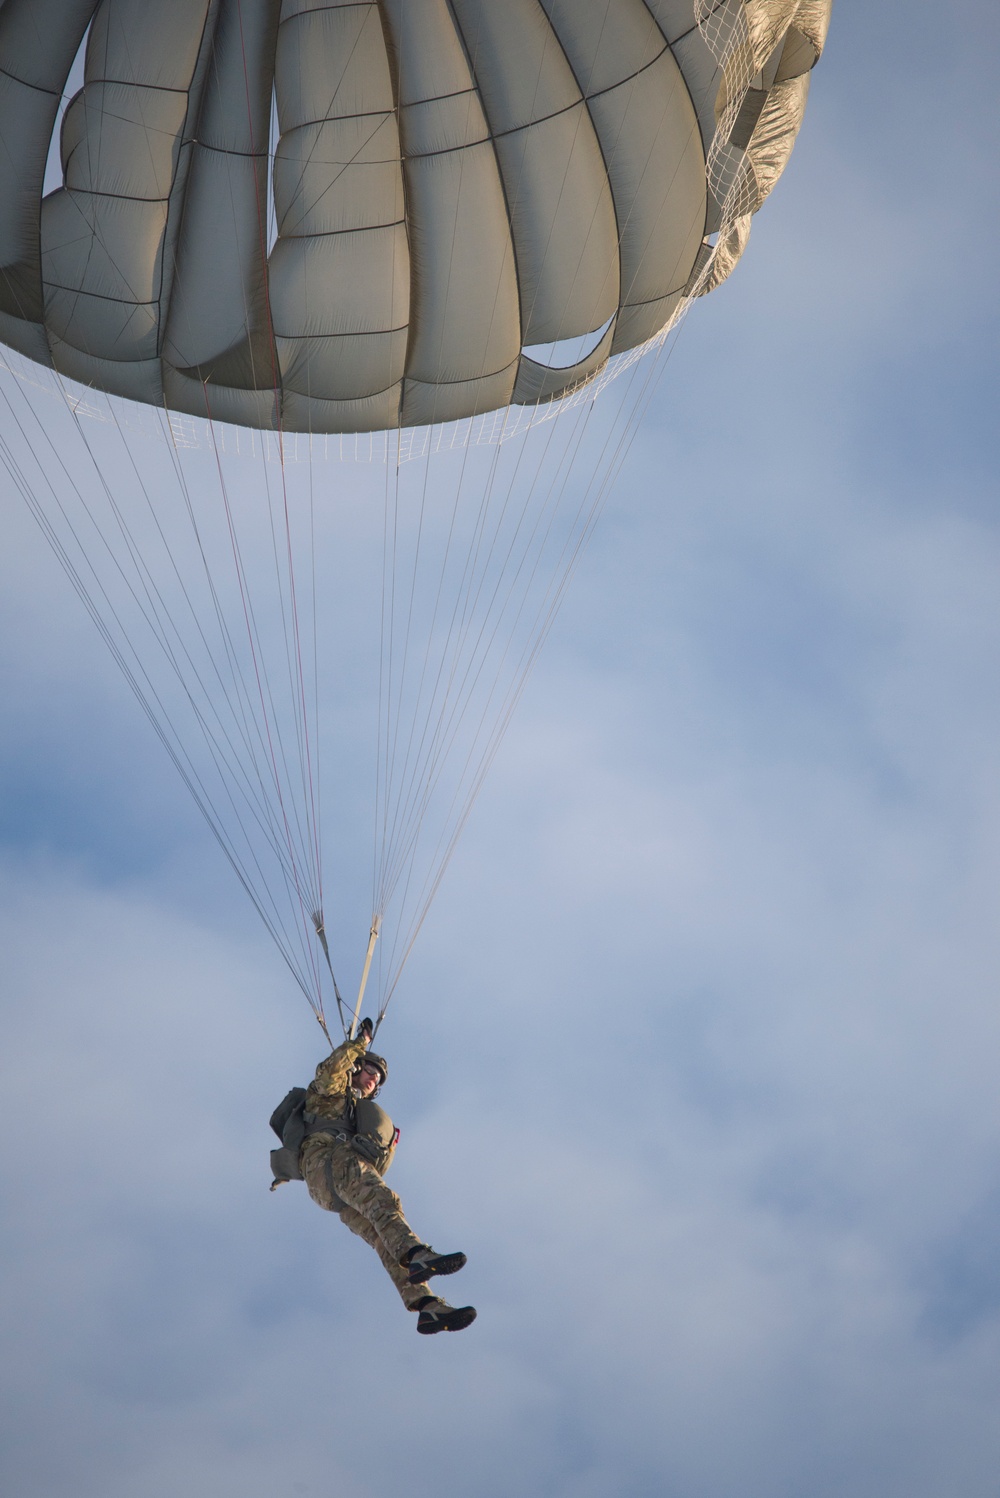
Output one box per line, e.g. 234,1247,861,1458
350,917,381,1038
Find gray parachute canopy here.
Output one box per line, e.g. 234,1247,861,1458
0,0,830,434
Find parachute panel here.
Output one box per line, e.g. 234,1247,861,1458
379,0,482,112
398,89,492,157
41,195,164,361
537,0,669,98
161,0,276,377
511,322,617,407
0,71,56,323
448,0,622,348
611,290,686,355
660,18,728,234
279,384,402,436
46,335,165,403
0,0,97,95
268,226,410,341
163,146,270,375
448,0,581,135
400,142,520,393
275,2,391,127
400,363,521,430
161,365,279,427
589,50,707,321
272,117,405,239
60,83,186,199
276,330,408,406
495,104,621,347
85,0,211,93
0,306,51,365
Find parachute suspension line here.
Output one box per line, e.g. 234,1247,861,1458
369,36,637,1000
374,399,502,921
0,371,327,1011
16,335,362,1027
370,407,405,1010
375,430,511,928
95,390,321,1004
373,408,400,935
377,382,645,1019
378,427,436,907
201,395,326,1017
155,405,300,860
111,401,320,927
375,394,600,1014
382,327,591,888
249,426,327,1003
52,377,305,910
163,404,339,1012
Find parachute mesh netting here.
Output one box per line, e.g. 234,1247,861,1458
0,0,831,1035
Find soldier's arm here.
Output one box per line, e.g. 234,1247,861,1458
311,1034,369,1096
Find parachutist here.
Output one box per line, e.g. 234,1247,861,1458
270,1024,475,1335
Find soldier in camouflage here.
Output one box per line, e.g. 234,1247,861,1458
300,1018,476,1334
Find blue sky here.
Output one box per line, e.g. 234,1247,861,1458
2,6,1000,1496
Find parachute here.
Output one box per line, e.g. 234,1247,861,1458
0,0,830,1036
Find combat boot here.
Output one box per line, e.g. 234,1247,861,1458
401,1243,467,1285
414,1295,477,1335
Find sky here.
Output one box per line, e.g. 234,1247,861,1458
2,5,1000,1497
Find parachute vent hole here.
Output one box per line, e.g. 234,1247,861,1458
42,22,92,198
522,314,615,371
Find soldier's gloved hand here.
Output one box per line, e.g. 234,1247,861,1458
358,1017,374,1044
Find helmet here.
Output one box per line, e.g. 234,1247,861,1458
361,1051,388,1087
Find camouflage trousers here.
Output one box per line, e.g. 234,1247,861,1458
300,1137,430,1309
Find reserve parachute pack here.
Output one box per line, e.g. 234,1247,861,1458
269,1087,399,1190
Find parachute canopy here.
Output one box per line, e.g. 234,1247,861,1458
0,0,830,433
0,0,831,1031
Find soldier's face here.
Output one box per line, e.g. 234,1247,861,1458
355,1063,380,1097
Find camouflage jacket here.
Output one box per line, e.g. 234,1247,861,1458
303,1034,370,1127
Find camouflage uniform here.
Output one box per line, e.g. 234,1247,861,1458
300,1035,430,1310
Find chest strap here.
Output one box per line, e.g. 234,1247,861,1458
303,1111,354,1144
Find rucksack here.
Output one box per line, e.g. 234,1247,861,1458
268,1087,399,1189
268,1086,309,1187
